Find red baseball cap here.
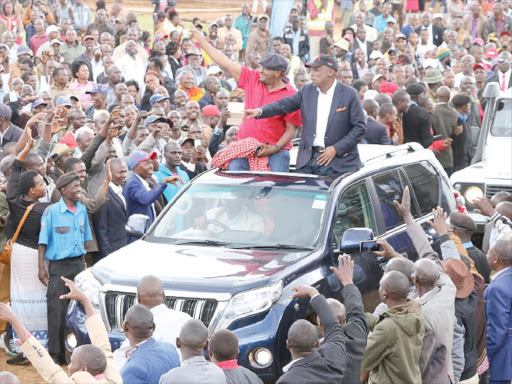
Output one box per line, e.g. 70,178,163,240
500,31,512,37
473,38,484,46
486,47,499,59
201,105,220,117
83,35,95,41
473,63,486,71
379,81,399,96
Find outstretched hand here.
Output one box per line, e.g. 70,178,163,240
163,176,184,186
374,239,402,259
290,285,319,299
393,186,413,221
330,254,354,285
427,206,449,236
243,108,262,119
59,276,86,302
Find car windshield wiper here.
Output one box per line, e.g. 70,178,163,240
172,239,231,246
230,244,315,251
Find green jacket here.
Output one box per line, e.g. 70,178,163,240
362,300,425,384
431,103,458,168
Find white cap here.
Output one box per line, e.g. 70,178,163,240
423,58,438,69
47,25,60,34
369,50,383,59
363,89,379,100
334,38,349,51
433,13,443,19
207,65,223,76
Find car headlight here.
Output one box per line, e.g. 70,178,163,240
74,268,102,311
216,281,283,330
464,186,484,204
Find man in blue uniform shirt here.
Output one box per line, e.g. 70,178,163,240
38,171,92,364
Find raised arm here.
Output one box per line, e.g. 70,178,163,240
7,134,33,202
190,28,242,82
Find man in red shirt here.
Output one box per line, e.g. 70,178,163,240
190,28,302,172
30,18,48,55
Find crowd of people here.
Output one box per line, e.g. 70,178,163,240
0,0,510,382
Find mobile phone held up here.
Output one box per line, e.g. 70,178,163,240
360,240,382,253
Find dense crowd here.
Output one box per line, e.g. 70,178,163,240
0,0,510,383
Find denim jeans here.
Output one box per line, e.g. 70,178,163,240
227,149,290,172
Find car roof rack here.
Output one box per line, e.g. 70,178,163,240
363,143,422,164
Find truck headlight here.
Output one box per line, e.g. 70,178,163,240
74,268,102,311
464,186,484,204
216,281,283,330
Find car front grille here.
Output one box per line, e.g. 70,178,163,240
103,291,218,331
486,185,512,199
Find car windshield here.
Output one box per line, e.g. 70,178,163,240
147,184,329,249
491,99,512,137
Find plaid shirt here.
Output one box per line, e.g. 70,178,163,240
211,138,269,171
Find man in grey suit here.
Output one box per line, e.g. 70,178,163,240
0,105,23,155
245,55,366,178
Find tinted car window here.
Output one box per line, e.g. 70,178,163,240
372,170,406,230
333,181,376,246
404,162,440,216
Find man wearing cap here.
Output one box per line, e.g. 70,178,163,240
245,54,366,177
402,83,433,148
437,47,452,71
38,171,92,364
485,51,512,91
0,104,23,150
48,143,74,182
425,68,443,103
246,14,271,59
124,150,183,225
451,93,472,172
191,27,301,172
84,84,108,120
175,48,208,87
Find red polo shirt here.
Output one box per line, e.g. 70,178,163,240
237,66,302,150
30,33,48,55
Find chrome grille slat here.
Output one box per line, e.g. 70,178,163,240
104,292,218,332
486,185,512,199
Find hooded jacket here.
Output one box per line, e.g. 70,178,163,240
362,300,425,384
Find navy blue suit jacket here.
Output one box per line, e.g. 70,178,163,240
93,186,129,259
258,81,366,173
363,118,393,145
123,175,167,224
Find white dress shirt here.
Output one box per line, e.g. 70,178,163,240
313,80,337,148
109,182,126,208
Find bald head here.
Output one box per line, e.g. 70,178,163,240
490,191,512,207
124,304,154,339
386,258,414,282
380,271,410,300
179,319,208,349
210,329,238,362
413,259,439,289
137,275,165,308
496,201,512,221
0,372,19,384
436,86,451,102
287,319,319,354
72,345,107,376
326,298,346,324
490,240,512,266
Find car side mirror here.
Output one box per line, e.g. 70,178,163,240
339,228,375,254
126,214,150,239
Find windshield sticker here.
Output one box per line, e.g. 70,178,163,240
312,200,326,209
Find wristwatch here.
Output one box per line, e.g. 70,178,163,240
273,144,281,152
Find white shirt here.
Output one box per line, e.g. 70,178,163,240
118,54,146,93
313,80,337,148
113,303,191,369
91,58,103,83
109,182,126,208
497,69,511,91
427,24,434,46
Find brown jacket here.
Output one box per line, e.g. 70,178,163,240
463,14,486,39
20,314,122,384
246,29,271,59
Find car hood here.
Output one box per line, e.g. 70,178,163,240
482,137,512,180
92,240,310,294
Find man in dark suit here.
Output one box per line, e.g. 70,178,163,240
123,150,182,225
327,255,368,384
362,99,393,145
415,13,444,46
280,284,347,384
484,51,512,91
93,158,129,263
352,26,373,62
0,105,23,153
245,55,366,178
402,83,433,148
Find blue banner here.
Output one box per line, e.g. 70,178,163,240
269,0,295,50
